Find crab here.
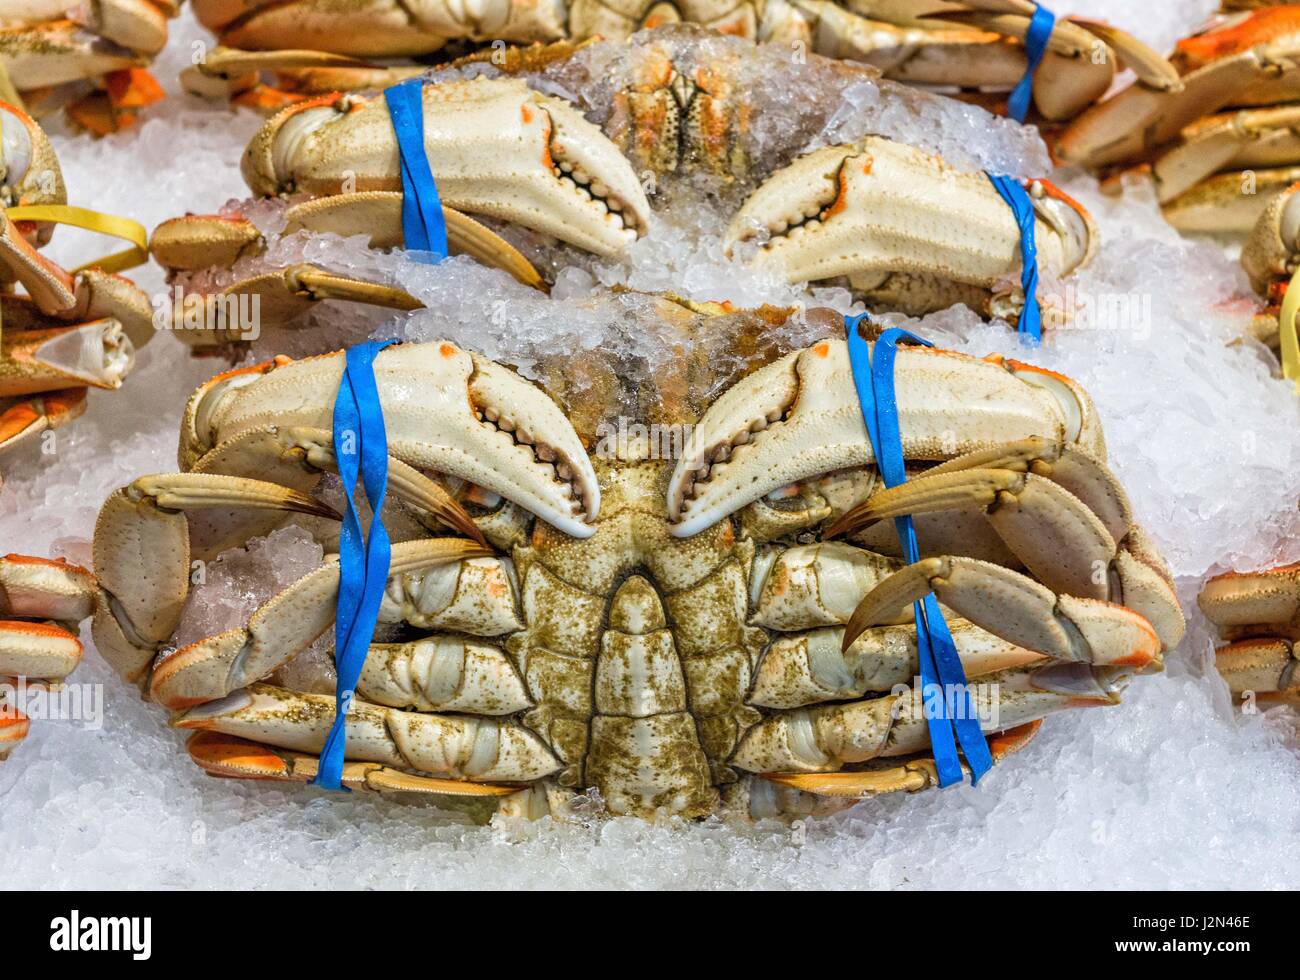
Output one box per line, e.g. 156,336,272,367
0,553,97,758
149,31,1096,351
1199,564,1300,708
0,0,177,134
181,0,1175,125
1233,178,1300,352
1058,5,1300,234
0,101,154,457
88,305,1184,820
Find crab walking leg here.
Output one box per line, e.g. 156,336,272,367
751,620,1044,710
843,556,1163,670
1199,564,1300,640
0,554,96,624
725,137,1094,312
358,637,530,714
0,217,156,351
756,720,1045,801
241,76,651,257
828,438,1185,650
1214,639,1300,706
183,731,525,795
175,684,561,783
189,426,486,545
191,0,568,56
733,662,1127,774
1148,106,1300,208
92,474,353,683
0,620,82,680
0,319,135,396
0,390,86,455
147,537,492,709
151,196,545,294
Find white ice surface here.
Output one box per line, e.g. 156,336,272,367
3,2,1300,890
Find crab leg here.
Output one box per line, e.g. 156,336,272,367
92,474,344,682
151,196,541,276
1057,8,1300,169
827,437,1185,649
842,555,1163,669
728,136,1095,317
750,618,1044,709
1199,564,1300,640
1151,106,1300,207
148,537,491,709
0,620,82,680
0,216,156,350
732,660,1127,774
0,553,97,758
0,554,96,624
1214,639,1300,706
183,730,524,795
0,389,85,454
759,719,1043,799
175,683,561,783
1200,566,1300,707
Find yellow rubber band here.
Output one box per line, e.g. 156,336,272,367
4,204,148,275
1279,265,1300,394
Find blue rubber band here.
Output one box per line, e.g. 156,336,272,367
313,339,398,791
1008,3,1056,123
384,79,448,261
845,316,993,787
986,173,1043,342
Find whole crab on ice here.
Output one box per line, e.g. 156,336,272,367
90,302,1184,821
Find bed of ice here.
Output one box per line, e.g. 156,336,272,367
4,1,1300,890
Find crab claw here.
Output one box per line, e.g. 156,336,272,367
667,339,1073,538
190,342,599,538
727,137,1094,313
242,76,650,258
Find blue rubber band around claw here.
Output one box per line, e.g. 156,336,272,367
1008,3,1056,123
313,339,398,791
986,173,1043,342
384,79,448,261
844,316,993,787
